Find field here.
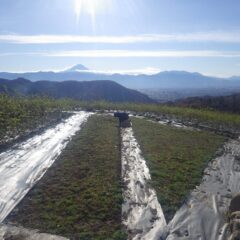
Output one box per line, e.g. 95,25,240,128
73,101,240,127
5,114,226,235
0,95,73,144
1,95,235,238
131,117,225,221
6,115,126,240
1,95,240,144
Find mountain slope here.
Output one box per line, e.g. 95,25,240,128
0,78,154,103
174,93,240,113
1,66,240,90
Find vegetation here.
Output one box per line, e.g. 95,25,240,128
1,94,240,142
1,94,235,235
0,78,153,103
0,95,74,142
6,115,126,240
175,93,240,114
131,117,225,222
76,101,240,127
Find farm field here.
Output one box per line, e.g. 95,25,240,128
0,95,73,147
6,115,125,240
131,117,226,221
0,97,237,239
1,95,240,142
75,101,240,128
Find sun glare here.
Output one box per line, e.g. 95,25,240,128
74,0,107,24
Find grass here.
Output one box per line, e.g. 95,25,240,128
6,115,126,240
131,117,226,222
1,94,240,140
0,95,72,141
76,101,240,128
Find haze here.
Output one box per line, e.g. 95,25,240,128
0,0,240,77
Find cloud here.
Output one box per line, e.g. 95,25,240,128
1,31,240,44
42,50,240,58
69,67,162,75
1,50,240,58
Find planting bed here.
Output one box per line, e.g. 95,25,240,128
131,117,225,222
6,115,125,240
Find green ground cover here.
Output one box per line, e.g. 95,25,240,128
6,115,125,240
1,94,240,139
77,101,240,128
0,95,71,141
131,117,226,222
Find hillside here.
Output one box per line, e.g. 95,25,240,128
174,93,240,113
0,78,154,103
1,65,240,90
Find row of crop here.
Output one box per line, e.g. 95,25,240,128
76,101,240,127
1,95,240,141
0,95,77,141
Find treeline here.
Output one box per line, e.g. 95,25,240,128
175,93,240,114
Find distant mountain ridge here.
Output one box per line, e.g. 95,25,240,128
1,65,240,90
0,78,154,103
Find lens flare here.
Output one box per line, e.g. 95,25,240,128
75,0,82,23
74,0,109,25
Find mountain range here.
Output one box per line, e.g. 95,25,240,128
1,64,240,90
0,78,154,103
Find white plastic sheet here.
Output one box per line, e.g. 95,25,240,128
166,138,240,240
0,112,92,223
121,127,166,240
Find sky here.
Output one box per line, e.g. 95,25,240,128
0,0,240,76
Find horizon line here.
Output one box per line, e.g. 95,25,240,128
0,66,235,79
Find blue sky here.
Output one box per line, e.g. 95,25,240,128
0,0,240,76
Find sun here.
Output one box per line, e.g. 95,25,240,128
74,0,105,23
